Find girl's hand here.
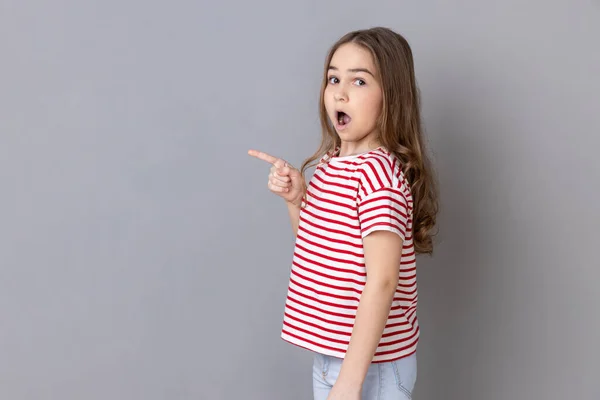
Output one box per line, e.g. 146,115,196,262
326,381,362,400
248,149,306,208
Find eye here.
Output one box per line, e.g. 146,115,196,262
354,79,366,86
328,76,339,84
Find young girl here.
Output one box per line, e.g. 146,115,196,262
249,27,438,400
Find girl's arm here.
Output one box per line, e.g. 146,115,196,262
286,201,302,236
332,230,403,391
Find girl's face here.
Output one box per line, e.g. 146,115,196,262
324,42,383,152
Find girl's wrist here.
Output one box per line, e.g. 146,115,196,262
286,189,306,209
286,198,303,209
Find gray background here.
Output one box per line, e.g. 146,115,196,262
1,0,598,399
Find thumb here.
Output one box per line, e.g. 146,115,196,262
288,167,304,184
278,162,296,177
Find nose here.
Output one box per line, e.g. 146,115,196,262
334,88,347,102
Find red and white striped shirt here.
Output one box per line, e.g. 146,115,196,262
280,146,418,363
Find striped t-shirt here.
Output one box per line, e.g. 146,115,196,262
280,146,418,363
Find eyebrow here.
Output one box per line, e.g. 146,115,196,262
328,66,375,78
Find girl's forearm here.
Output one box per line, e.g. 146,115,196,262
286,201,301,236
336,279,397,388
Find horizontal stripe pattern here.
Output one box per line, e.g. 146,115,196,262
281,147,419,363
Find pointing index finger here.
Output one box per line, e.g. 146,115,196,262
248,149,286,167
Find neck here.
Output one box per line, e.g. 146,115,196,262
338,138,381,157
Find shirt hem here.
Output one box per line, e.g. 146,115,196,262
280,332,418,364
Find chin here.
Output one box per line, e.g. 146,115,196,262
335,130,353,139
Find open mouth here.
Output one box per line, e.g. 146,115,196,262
336,111,351,127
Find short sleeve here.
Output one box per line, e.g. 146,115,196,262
357,159,410,241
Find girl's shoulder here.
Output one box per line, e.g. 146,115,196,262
356,147,411,194
356,146,401,173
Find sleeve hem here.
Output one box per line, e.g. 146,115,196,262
361,224,406,242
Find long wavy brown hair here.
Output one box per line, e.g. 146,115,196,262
300,27,439,255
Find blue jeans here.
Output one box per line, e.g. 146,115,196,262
312,352,417,400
